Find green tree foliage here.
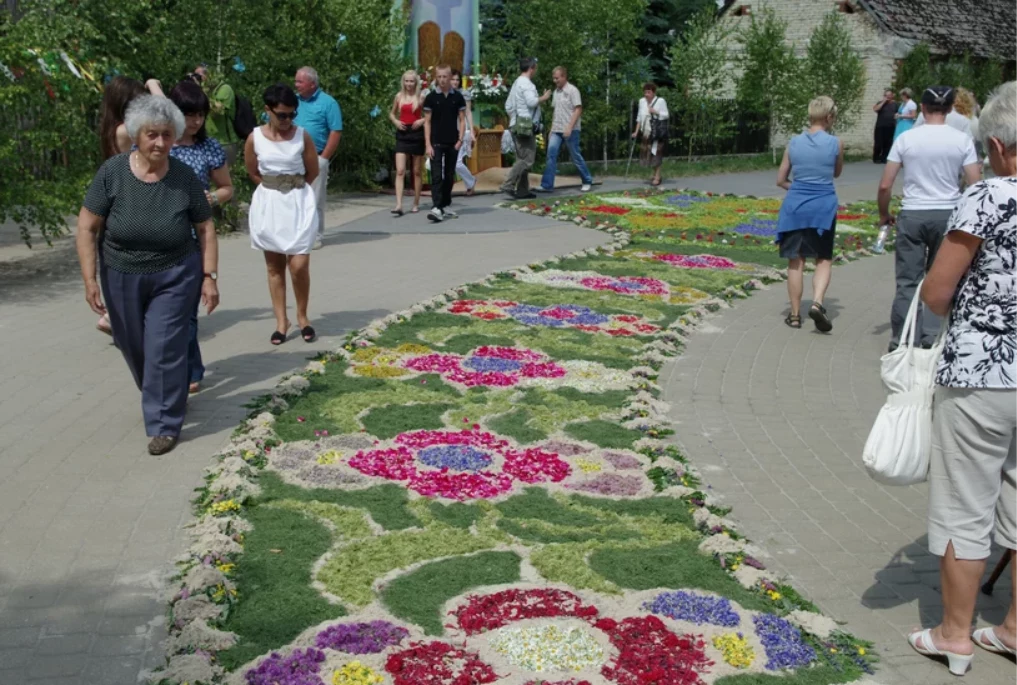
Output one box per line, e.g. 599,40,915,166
895,42,1008,103
502,0,647,164
669,7,736,160
1,0,406,246
0,4,105,246
799,13,865,131
639,0,714,86
734,8,801,153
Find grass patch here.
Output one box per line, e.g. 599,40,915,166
573,493,694,527
381,551,521,635
589,540,771,612
361,402,455,439
427,501,484,529
497,488,602,527
566,420,642,449
260,472,420,531
488,409,548,444
217,506,345,670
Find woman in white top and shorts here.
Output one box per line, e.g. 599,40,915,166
245,83,319,345
913,81,1017,676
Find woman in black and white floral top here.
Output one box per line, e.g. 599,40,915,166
910,81,1016,675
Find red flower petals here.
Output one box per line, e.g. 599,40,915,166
598,615,711,685
452,588,600,635
588,205,631,215
385,641,498,684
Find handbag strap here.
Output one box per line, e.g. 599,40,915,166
898,279,924,350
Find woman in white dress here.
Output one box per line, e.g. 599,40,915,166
245,83,320,345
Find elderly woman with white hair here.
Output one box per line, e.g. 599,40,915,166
911,81,1017,675
775,95,844,332
76,95,220,456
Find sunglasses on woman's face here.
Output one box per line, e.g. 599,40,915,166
271,109,298,120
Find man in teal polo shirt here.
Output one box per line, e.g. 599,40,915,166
294,66,343,249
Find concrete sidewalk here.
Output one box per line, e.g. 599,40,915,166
0,197,607,684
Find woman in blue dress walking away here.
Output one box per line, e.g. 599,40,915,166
775,96,844,332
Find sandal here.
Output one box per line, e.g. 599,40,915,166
410,206,420,214
908,628,973,676
270,330,287,345
784,313,802,329
466,186,475,196
391,208,404,216
301,325,316,343
972,627,1017,656
809,303,833,333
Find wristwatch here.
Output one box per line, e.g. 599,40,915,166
204,272,218,281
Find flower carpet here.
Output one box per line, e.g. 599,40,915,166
154,189,884,685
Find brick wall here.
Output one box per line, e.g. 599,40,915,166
719,0,908,152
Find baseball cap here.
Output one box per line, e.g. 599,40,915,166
922,86,955,107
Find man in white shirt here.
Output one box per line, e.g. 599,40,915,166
878,86,981,351
913,108,974,139
500,57,550,199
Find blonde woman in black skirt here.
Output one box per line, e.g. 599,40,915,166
389,70,426,215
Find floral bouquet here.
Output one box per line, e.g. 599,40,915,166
464,72,508,104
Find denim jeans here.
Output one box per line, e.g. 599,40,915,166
540,130,592,189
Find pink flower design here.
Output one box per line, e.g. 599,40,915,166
653,253,738,270
348,430,572,500
403,346,565,388
577,276,670,297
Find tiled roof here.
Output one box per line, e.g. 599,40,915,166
718,1,1017,60
856,0,1016,60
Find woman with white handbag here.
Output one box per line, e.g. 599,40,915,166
906,81,1016,675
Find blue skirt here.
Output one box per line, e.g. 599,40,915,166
776,181,838,244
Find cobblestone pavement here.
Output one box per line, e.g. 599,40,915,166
0,195,608,684
662,222,1015,679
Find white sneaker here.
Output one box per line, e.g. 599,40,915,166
534,186,552,193
312,237,324,250
427,207,444,222
581,184,592,192
442,208,458,219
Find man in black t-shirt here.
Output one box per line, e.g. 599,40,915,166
872,89,897,163
423,64,466,222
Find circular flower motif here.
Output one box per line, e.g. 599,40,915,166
450,589,712,684
349,344,430,379
447,300,660,336
348,430,571,500
653,253,739,270
670,286,711,305
403,346,566,388
517,270,670,301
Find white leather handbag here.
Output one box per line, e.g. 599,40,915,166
863,282,945,485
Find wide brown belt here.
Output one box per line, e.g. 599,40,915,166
261,174,306,192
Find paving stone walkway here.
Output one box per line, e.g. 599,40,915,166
2,163,1011,685
662,174,1015,685
0,195,607,684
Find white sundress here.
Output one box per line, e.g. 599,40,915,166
249,125,317,255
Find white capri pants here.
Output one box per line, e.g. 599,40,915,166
928,386,1017,560
311,155,330,237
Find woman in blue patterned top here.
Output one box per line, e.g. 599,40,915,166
164,80,233,394
775,96,844,333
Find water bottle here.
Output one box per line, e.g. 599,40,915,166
873,224,891,254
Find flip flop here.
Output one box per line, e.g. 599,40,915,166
391,208,404,216
972,627,1017,656
907,628,974,676
410,206,420,213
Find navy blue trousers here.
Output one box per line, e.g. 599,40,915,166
102,252,202,438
